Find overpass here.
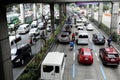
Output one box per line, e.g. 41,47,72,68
0,0,120,5
0,0,120,80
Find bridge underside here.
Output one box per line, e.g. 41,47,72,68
1,0,119,6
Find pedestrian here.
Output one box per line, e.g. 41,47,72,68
107,36,112,47
72,32,75,41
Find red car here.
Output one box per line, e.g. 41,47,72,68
78,48,93,64
99,47,120,66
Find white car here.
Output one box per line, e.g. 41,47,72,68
29,28,40,37
86,24,94,31
17,24,30,34
76,19,84,28
75,26,84,35
30,20,38,28
76,31,89,45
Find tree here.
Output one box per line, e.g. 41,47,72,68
103,4,110,12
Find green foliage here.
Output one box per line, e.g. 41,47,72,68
103,5,110,12
99,23,110,35
111,32,118,42
17,71,36,80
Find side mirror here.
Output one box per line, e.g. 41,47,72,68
64,54,67,57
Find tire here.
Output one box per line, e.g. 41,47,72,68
102,59,106,66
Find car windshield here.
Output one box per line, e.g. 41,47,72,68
84,51,91,55
77,21,82,23
18,27,24,30
61,32,68,37
79,35,88,38
107,54,119,58
30,29,36,32
97,35,104,39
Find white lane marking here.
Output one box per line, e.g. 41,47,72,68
95,53,99,61
100,65,107,80
72,64,75,79
73,52,75,61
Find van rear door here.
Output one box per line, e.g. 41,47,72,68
55,66,60,80
42,65,55,79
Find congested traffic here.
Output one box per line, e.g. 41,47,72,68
7,3,120,80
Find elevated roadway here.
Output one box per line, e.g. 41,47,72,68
1,0,120,6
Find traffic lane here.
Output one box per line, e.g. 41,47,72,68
58,43,73,80
92,39,120,80
74,40,104,80
50,33,104,80
89,22,120,80
71,25,103,79
50,41,73,80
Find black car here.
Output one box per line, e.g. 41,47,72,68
63,24,72,34
92,34,105,45
11,43,32,67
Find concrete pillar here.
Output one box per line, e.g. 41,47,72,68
33,3,37,20
110,2,119,34
63,3,66,17
50,3,55,37
39,3,42,16
20,4,25,23
0,6,13,80
98,2,103,26
91,3,94,21
86,4,89,18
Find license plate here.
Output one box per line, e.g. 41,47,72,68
111,59,115,61
85,58,88,60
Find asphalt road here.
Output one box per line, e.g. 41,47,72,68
13,11,120,80
48,22,120,80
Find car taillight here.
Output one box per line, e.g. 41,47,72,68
89,56,93,60
115,58,119,61
105,56,110,61
80,56,83,61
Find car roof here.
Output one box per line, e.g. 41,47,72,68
42,52,65,65
94,34,104,38
19,24,29,27
78,31,88,35
9,35,21,43
81,48,91,52
104,48,118,54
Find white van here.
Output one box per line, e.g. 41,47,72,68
17,24,30,34
76,31,89,45
41,52,66,80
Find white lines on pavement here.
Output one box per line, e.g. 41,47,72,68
100,65,107,80
73,52,75,61
72,64,75,79
95,53,99,62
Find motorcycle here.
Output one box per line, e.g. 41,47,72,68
70,45,74,51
